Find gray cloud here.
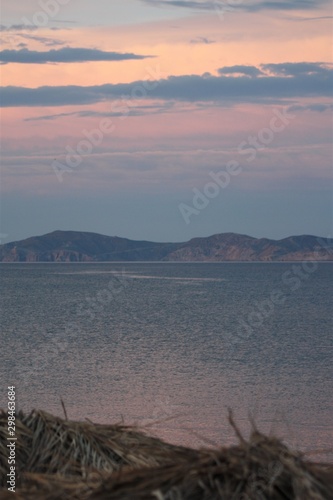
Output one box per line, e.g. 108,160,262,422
24,103,176,121
190,37,215,44
0,23,72,31
291,15,333,21
262,62,331,76
142,0,329,13
0,24,39,32
1,62,331,107
0,47,153,64
218,65,264,78
17,34,66,47
287,103,333,113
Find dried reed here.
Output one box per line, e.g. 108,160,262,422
0,409,332,499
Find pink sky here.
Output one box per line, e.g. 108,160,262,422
0,0,332,241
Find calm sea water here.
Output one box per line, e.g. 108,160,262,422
0,263,332,458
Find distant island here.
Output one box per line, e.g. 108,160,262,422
0,230,332,262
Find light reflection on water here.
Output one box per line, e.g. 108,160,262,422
0,263,332,459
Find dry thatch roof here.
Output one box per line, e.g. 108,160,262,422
0,409,196,478
0,409,332,499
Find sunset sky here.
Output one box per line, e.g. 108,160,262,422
0,0,332,243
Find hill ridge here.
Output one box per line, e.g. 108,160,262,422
0,230,332,262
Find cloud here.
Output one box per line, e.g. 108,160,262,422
1,62,331,107
24,103,176,121
2,142,331,198
0,23,72,32
0,24,39,32
290,15,333,21
218,65,264,78
17,34,66,47
262,62,331,76
142,0,329,13
190,37,215,44
287,103,333,113
0,47,153,64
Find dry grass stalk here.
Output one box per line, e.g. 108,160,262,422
89,429,333,499
0,409,197,487
0,409,332,499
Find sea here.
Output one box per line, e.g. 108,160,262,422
0,262,332,459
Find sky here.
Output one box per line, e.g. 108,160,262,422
0,0,332,243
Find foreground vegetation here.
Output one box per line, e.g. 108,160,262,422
0,409,332,499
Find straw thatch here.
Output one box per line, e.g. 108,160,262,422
89,430,333,500
0,409,332,499
0,409,196,484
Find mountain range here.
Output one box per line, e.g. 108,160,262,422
0,231,332,262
